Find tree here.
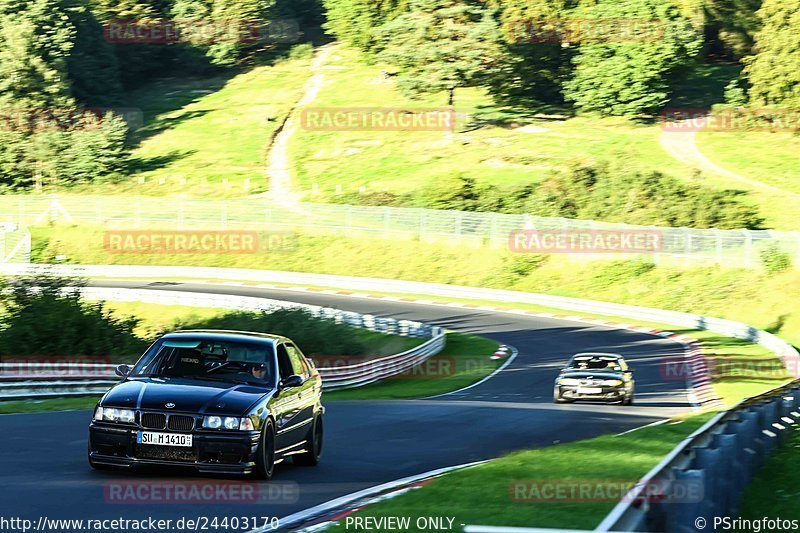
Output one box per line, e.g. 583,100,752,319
322,0,408,50
0,0,76,109
744,0,800,106
484,0,574,106
563,0,702,116
375,0,506,106
63,0,123,106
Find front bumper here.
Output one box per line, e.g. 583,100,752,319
89,423,261,474
556,385,627,402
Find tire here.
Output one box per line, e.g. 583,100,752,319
553,388,572,404
623,393,634,406
254,420,276,480
294,415,323,467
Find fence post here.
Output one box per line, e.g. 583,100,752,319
18,197,25,226
744,231,753,268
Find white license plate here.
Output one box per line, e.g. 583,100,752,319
577,387,603,394
137,431,193,447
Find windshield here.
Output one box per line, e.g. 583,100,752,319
130,337,276,386
566,356,625,372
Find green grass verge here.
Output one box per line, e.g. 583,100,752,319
0,396,101,414
324,413,716,531
324,333,501,400
740,426,800,520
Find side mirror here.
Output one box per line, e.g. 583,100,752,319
115,364,131,378
279,374,304,390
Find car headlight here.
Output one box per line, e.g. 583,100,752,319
558,378,581,386
600,379,623,386
95,407,135,424
203,416,252,431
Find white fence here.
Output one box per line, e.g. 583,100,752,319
0,286,446,399
0,195,797,269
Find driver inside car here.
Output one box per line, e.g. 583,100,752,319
250,363,268,381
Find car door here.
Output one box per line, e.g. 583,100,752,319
273,342,306,451
286,343,315,443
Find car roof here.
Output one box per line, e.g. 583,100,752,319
162,330,286,345
571,352,625,359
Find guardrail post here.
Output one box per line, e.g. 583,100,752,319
710,433,737,515
691,446,721,518
666,469,706,533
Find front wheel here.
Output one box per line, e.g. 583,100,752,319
294,415,323,467
254,420,276,480
623,393,634,406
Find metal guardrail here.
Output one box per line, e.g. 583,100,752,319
0,195,798,268
596,380,800,532
0,287,446,400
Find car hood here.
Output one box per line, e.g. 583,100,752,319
102,377,273,415
559,371,625,380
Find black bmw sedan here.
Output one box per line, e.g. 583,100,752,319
88,330,324,479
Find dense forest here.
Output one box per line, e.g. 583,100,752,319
0,0,797,193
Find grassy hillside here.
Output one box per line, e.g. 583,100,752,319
63,50,315,198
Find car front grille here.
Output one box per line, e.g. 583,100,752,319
168,415,195,432
141,413,167,430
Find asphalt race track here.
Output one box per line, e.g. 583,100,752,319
0,281,694,531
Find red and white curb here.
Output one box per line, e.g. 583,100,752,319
199,280,725,410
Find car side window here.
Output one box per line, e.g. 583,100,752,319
287,344,310,378
276,344,294,380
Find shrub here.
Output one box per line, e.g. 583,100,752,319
170,309,371,356
0,276,147,358
760,243,792,275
